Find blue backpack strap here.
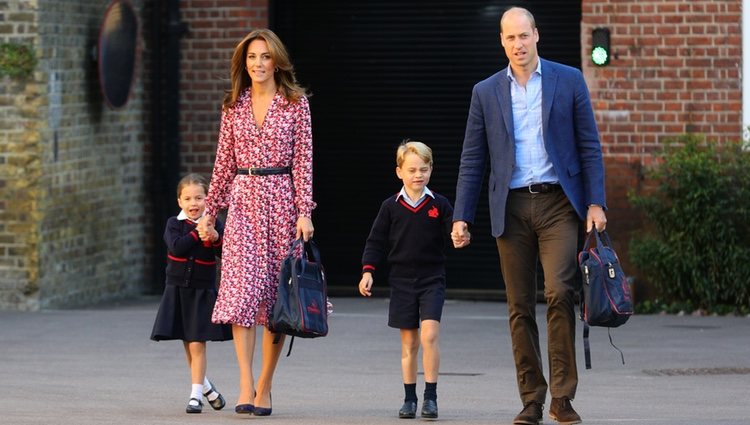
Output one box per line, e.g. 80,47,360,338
579,277,592,369
607,328,626,365
285,336,295,357
271,333,295,357
584,321,592,370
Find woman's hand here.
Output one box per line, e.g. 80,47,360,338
206,228,219,242
197,215,216,240
296,216,314,241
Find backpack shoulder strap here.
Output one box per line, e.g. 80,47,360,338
583,321,592,369
272,333,296,357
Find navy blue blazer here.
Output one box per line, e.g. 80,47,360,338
454,58,607,237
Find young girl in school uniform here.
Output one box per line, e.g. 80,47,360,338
151,173,233,413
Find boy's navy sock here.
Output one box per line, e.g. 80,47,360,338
424,382,437,401
404,383,418,402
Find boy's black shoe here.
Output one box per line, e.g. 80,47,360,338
399,400,417,419
420,399,438,419
549,397,582,424
513,401,542,424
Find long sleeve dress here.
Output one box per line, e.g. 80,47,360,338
206,89,315,328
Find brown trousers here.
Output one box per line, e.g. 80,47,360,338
496,190,580,405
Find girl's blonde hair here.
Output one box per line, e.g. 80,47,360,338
222,28,308,110
396,139,433,168
176,173,208,198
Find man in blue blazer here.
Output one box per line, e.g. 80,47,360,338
451,7,607,425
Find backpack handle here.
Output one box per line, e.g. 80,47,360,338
286,237,323,276
582,229,612,251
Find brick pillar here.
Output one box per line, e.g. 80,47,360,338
179,0,269,176
1,0,150,310
0,1,44,310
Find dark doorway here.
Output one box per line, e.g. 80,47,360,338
271,1,582,297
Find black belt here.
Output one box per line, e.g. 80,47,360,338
510,183,562,193
237,167,291,176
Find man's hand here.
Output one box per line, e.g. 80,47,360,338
586,205,607,232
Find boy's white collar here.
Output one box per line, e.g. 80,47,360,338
397,186,434,201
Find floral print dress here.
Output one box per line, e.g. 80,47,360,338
206,89,315,328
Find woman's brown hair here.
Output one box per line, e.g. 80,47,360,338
222,28,308,110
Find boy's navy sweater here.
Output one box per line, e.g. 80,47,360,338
164,217,224,289
362,192,453,278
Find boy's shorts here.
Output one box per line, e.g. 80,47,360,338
388,274,446,329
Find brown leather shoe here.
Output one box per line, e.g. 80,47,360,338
513,401,543,425
549,397,582,424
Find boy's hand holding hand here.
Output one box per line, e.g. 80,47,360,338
358,273,373,297
451,221,471,248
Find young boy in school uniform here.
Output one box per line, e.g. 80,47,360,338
358,140,457,420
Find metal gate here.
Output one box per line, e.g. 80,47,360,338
271,0,582,297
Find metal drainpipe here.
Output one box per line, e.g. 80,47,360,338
743,0,749,147
149,0,187,293
165,0,187,190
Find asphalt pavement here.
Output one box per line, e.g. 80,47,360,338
1,296,748,425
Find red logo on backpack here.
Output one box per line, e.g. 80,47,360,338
307,299,321,314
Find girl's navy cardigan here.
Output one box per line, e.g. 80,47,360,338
163,217,224,289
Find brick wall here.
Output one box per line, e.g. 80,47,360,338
0,0,42,310
1,0,269,310
178,0,268,176
3,1,741,308
174,1,743,296
0,0,150,310
581,0,742,284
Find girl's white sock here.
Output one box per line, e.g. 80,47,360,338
203,377,219,401
190,383,203,402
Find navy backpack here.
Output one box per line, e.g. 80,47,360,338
578,229,634,369
270,238,329,356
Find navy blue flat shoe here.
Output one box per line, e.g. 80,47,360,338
186,398,203,414
234,403,254,414
254,393,272,416
203,380,226,411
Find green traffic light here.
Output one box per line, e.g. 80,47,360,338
591,27,610,66
592,46,609,66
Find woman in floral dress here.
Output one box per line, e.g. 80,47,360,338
197,28,315,416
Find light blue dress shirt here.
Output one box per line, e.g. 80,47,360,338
397,186,434,208
507,61,559,189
